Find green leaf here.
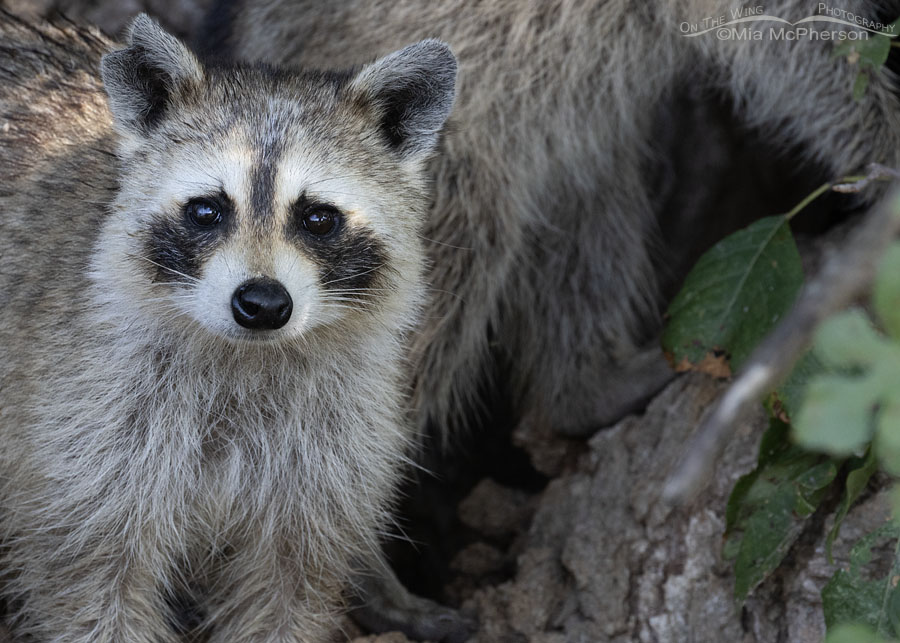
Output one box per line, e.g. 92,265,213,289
823,524,900,638
833,19,894,70
834,18,899,100
876,399,900,476
725,472,760,541
826,570,886,634
855,73,872,102
891,485,900,527
826,623,890,643
793,375,878,455
726,420,791,534
874,243,900,340
725,420,838,601
663,215,803,371
796,460,841,516
794,307,900,463
827,449,879,563
773,351,828,421
860,37,891,70
769,350,831,421
817,310,891,371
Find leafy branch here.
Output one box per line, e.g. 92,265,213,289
660,167,900,637
658,16,900,639
664,167,900,502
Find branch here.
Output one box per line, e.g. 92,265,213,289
664,174,900,503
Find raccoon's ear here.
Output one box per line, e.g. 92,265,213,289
350,39,457,159
100,14,203,137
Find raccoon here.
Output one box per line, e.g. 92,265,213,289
0,10,455,643
208,0,900,440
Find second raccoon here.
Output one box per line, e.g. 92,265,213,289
212,0,900,437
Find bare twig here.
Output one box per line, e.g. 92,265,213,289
832,164,900,194
664,176,900,503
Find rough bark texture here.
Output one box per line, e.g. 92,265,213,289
350,374,891,643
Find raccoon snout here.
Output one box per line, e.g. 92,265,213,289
231,279,293,330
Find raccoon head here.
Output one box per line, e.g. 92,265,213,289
95,14,456,344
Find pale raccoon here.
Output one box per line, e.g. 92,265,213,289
208,0,900,440
0,10,455,643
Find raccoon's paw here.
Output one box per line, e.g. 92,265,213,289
351,597,476,643
349,564,476,643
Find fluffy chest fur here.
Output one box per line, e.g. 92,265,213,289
0,12,456,641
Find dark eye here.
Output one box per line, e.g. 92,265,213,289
302,207,340,237
186,198,223,227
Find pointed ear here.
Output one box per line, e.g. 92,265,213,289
350,39,457,160
100,13,203,137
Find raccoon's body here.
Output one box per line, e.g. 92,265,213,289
0,12,455,642
211,0,900,437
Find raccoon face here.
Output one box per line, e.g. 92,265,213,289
97,15,456,343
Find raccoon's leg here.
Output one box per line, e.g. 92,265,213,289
2,537,179,643
411,157,673,439
203,546,338,643
498,171,674,438
348,558,476,643
205,546,474,642
407,165,527,439
409,146,669,438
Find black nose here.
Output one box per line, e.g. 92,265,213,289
231,278,293,330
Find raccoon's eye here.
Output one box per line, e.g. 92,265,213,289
302,207,340,237
186,198,223,227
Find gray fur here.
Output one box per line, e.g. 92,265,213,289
0,11,455,642
349,39,457,159
100,13,204,135
215,0,900,436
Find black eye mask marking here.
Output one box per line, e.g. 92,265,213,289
287,195,389,296
143,191,234,284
